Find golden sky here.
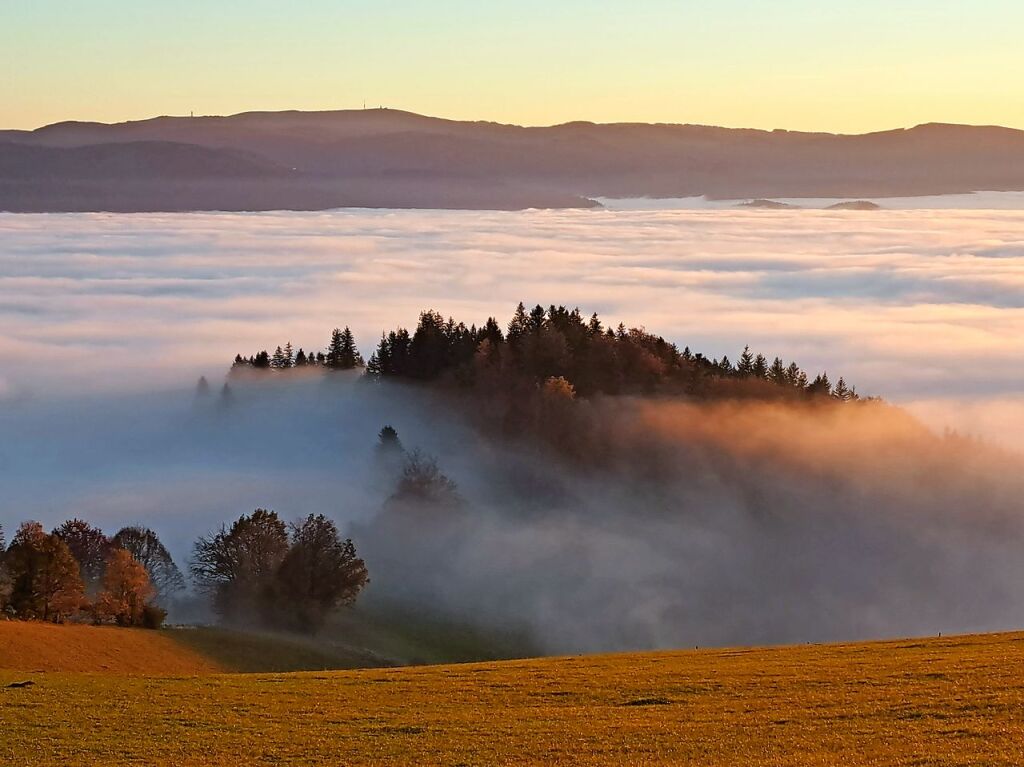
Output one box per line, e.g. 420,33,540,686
3,1,1023,132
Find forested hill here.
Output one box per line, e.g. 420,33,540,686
229,302,861,403
5,109,1024,211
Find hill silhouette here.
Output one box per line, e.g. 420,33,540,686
3,109,1024,211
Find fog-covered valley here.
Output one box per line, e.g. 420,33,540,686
1,207,1022,652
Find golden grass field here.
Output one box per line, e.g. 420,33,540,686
0,620,222,674
2,625,1024,765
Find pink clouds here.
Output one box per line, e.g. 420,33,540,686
1,207,1021,448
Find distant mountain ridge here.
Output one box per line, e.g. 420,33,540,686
3,109,1024,212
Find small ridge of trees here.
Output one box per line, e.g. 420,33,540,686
228,304,863,403
231,326,361,373
0,520,177,627
190,510,368,633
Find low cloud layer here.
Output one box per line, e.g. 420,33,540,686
4,376,1023,653
2,207,1021,449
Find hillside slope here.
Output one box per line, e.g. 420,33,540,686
0,621,221,675
2,631,1023,765
4,109,1024,210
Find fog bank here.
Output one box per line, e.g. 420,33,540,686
1,208,1022,449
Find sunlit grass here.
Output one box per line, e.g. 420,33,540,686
3,630,1024,765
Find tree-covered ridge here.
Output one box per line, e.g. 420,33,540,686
232,327,363,371
231,303,861,402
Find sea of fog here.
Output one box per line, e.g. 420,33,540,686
2,205,1023,650
1,206,1021,449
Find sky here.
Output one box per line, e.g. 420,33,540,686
3,1,1024,132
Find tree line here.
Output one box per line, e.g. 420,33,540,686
229,303,862,402
0,520,182,627
0,513,369,634
232,327,364,371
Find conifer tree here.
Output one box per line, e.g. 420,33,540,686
529,305,547,332
326,328,344,368
338,327,363,368
326,327,364,369
808,373,833,397
737,346,755,377
768,357,788,386
753,353,768,379
833,377,852,401
785,362,803,388
507,302,529,345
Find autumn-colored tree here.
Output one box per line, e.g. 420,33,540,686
5,522,85,622
111,526,185,601
93,549,155,627
53,519,111,593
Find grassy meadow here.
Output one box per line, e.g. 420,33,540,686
2,627,1024,765
0,621,221,675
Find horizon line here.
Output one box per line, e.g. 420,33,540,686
4,106,1020,139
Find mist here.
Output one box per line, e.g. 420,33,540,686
3,370,1023,653
1,206,1022,653
1,207,1022,450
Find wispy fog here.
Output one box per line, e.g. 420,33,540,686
5,374,1023,652
0,208,1022,652
1,207,1021,449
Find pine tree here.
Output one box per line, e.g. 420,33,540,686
294,348,308,366
507,302,529,344
271,346,287,369
737,346,755,377
529,304,547,332
340,327,363,368
326,329,344,368
283,342,294,368
768,357,788,386
785,361,803,388
377,425,403,453
479,317,504,347
752,353,768,379
833,377,852,401
808,372,833,397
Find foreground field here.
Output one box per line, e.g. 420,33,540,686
3,631,1024,765
0,621,221,675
